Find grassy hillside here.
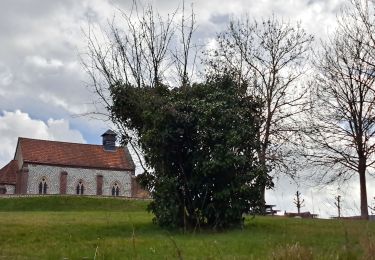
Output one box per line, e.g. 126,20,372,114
0,195,149,212
0,196,374,259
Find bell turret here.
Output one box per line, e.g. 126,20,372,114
101,130,117,151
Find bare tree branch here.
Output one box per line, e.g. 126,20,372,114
304,0,375,219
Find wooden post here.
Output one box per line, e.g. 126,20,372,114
334,195,341,218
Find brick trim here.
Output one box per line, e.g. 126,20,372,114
96,175,103,195
21,169,29,194
16,167,29,194
60,171,68,194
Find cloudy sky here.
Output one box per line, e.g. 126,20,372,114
0,0,372,218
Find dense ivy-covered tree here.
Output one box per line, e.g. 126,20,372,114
109,76,263,229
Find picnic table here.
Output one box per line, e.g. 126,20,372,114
265,204,280,216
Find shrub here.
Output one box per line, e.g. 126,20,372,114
111,76,264,229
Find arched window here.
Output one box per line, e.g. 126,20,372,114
38,178,48,195
112,182,120,196
0,186,7,194
76,180,84,195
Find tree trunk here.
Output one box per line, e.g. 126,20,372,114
258,151,267,214
258,118,270,215
260,184,266,214
358,160,369,219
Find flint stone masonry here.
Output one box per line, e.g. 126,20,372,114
3,185,15,194
26,164,132,196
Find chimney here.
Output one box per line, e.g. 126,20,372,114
101,130,117,151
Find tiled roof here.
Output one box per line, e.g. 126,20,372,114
0,160,18,185
17,138,135,171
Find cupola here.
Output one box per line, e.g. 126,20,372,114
101,130,117,151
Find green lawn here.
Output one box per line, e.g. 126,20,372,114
0,196,374,259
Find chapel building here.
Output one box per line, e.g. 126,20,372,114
0,130,146,198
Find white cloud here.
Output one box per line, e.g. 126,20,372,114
0,110,85,168
38,93,90,115
25,55,64,70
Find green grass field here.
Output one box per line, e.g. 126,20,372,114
0,196,374,259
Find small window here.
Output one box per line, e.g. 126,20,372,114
112,182,120,196
76,180,84,195
38,178,48,195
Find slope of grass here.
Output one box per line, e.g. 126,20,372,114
0,195,149,211
0,196,374,259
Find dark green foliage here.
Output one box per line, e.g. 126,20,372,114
109,76,263,229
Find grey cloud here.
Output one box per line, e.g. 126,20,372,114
83,6,100,23
0,0,96,116
306,0,325,5
0,0,347,138
0,0,76,36
0,0,348,130
209,13,230,25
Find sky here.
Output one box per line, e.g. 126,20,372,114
0,0,373,218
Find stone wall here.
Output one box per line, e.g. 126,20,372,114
26,164,132,196
5,185,15,194
0,185,15,194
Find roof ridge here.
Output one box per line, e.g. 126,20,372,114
18,137,108,147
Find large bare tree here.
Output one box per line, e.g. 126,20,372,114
85,3,175,91
305,0,375,219
83,2,198,171
205,16,313,209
